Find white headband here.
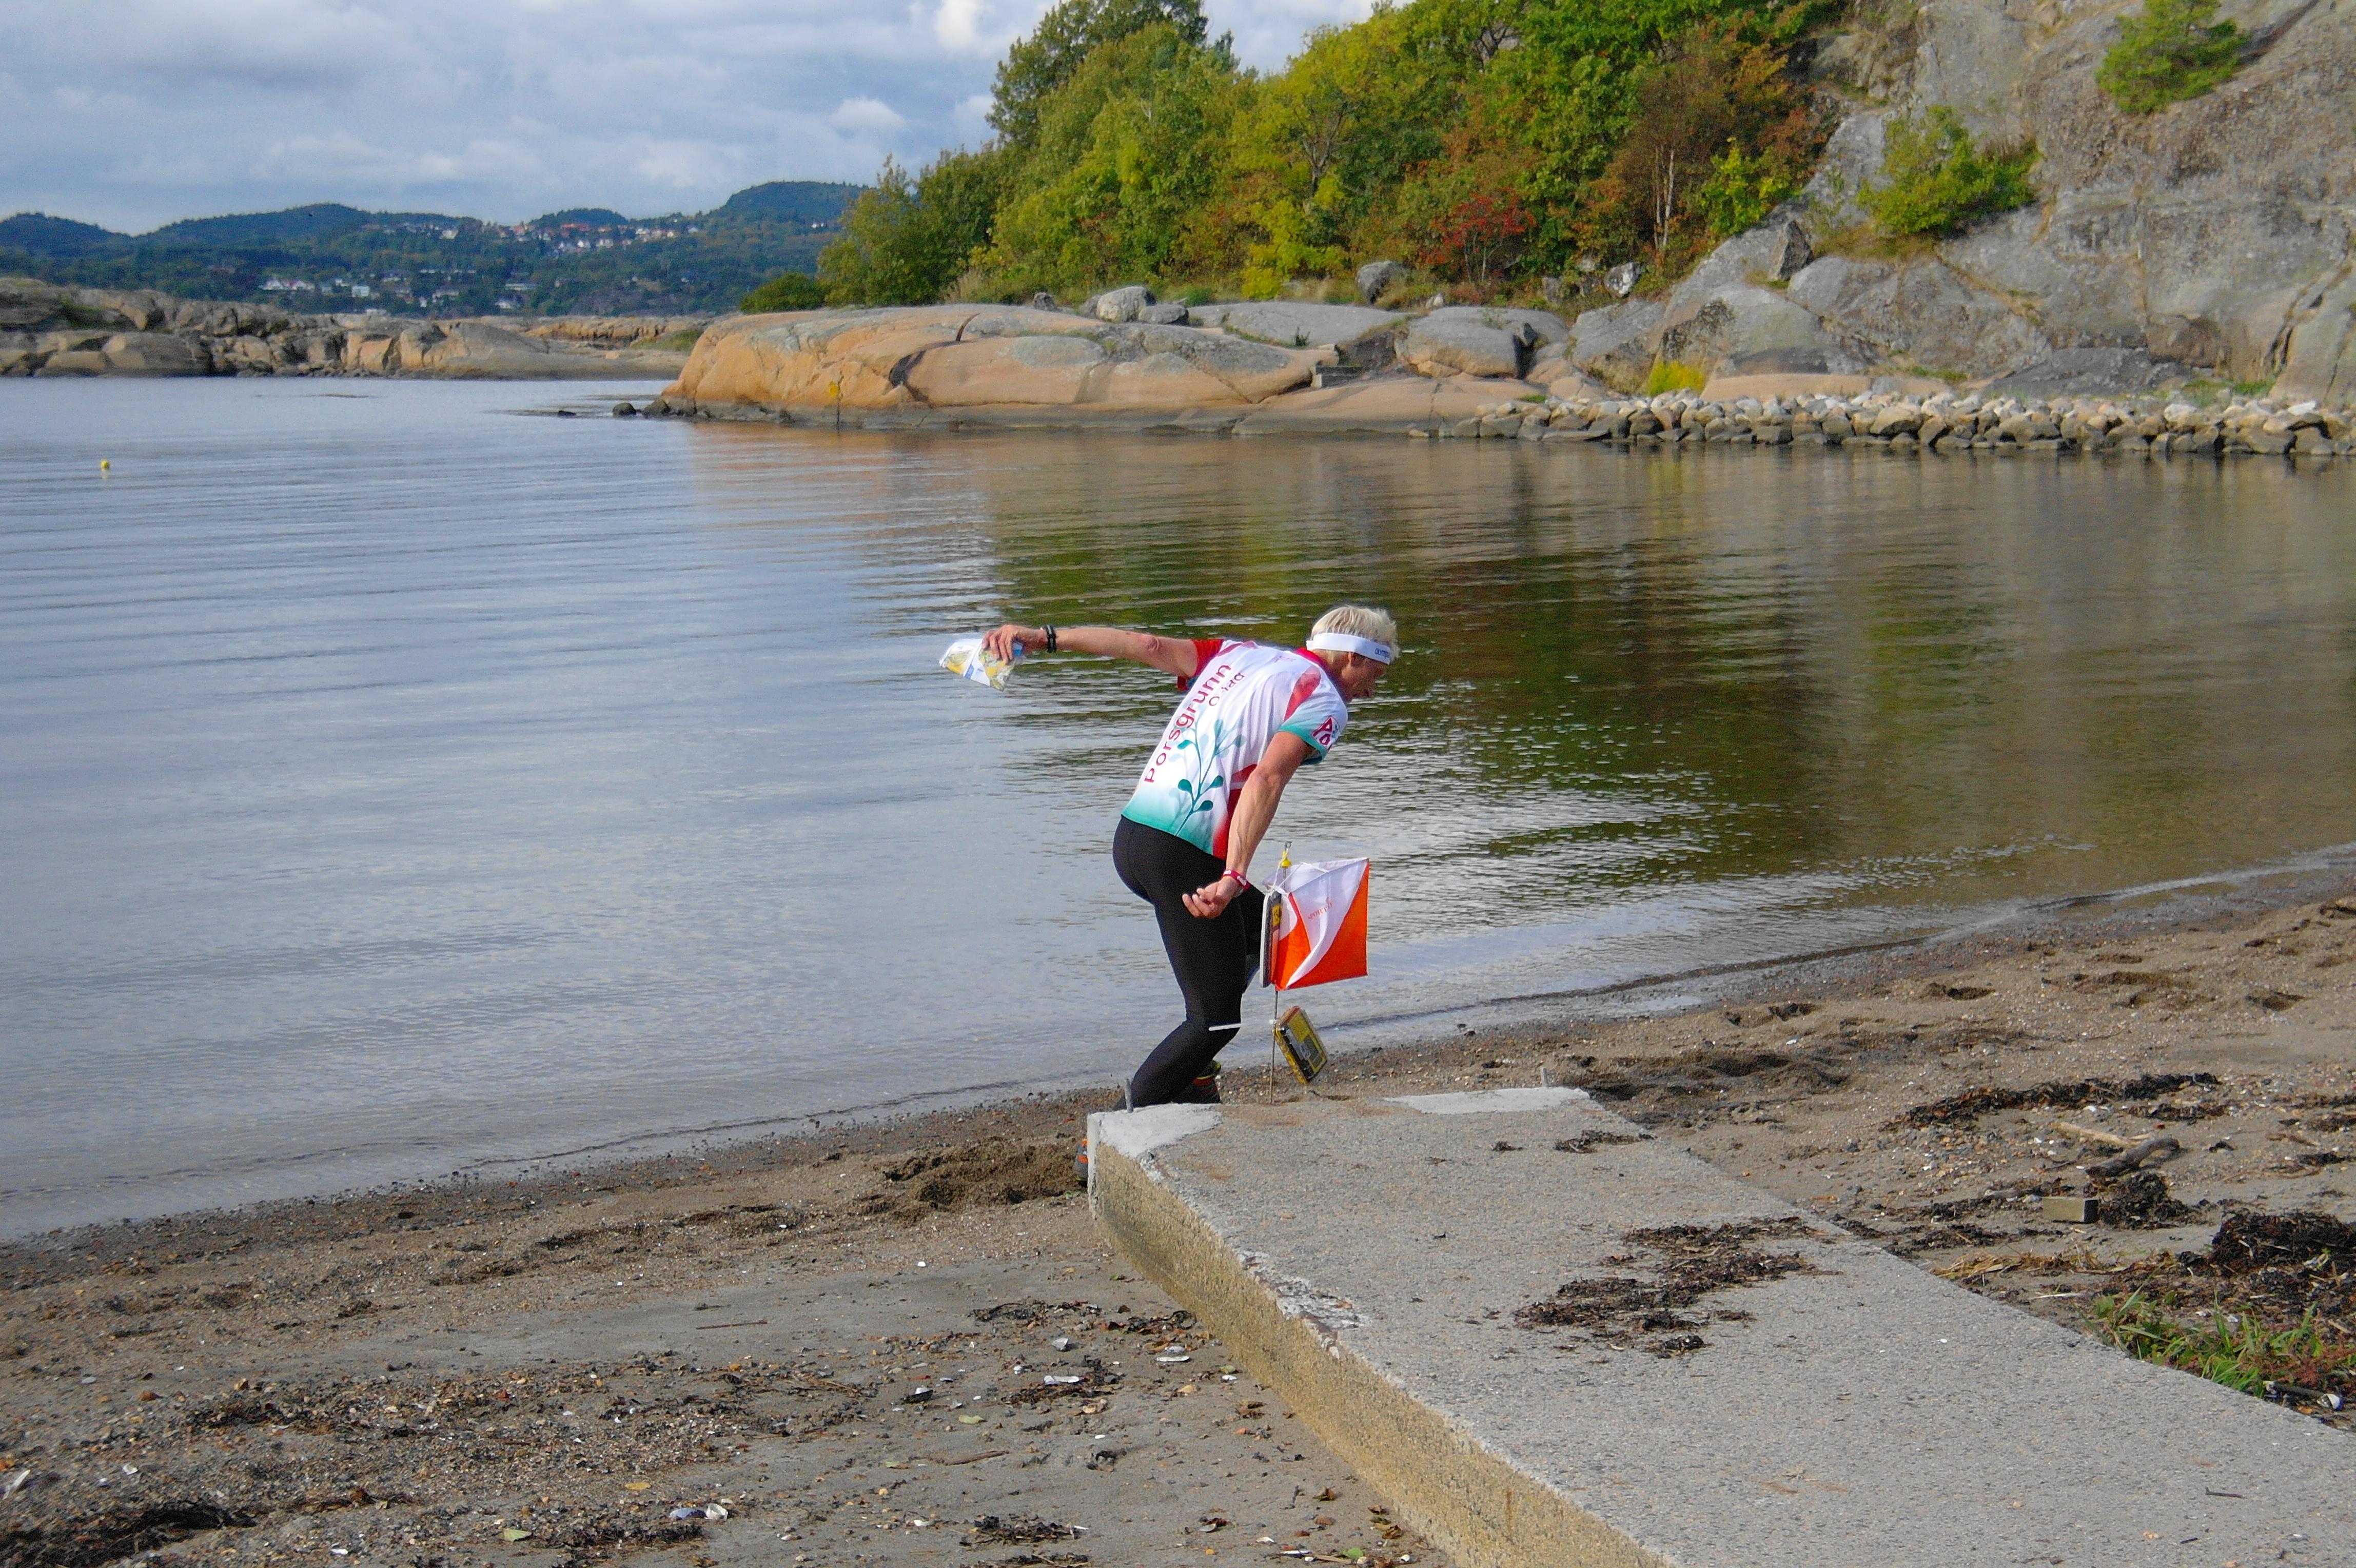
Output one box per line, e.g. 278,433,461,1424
1307,631,1396,664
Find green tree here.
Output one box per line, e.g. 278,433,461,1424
1857,106,2038,237
989,0,1225,151
1399,0,1534,74
1690,143,1799,238
818,146,1014,305
1219,15,1440,295
740,270,826,311
2097,0,2243,113
988,26,1246,291
818,160,928,304
912,144,1016,275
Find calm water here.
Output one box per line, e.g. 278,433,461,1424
5,378,2354,1235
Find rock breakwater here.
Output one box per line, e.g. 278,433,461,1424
1438,386,2356,458
0,277,700,380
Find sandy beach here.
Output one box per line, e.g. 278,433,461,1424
5,866,2353,1568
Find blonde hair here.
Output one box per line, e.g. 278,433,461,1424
1311,604,1399,648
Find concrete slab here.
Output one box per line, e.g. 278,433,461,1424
1088,1090,2355,1568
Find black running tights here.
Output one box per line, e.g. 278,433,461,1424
1112,816,1265,1107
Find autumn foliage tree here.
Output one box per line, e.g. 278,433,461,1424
1578,23,1825,268
821,0,1856,303
1389,106,1542,286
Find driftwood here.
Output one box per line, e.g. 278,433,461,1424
2051,1118,2133,1149
2088,1134,2181,1178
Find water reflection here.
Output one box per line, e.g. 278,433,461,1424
689,426,2356,932
3,379,2350,1236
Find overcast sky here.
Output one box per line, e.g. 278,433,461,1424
1,0,1372,233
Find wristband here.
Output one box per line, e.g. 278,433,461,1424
1044,624,1058,653
1219,869,1250,888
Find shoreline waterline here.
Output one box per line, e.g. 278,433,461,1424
11,838,2349,1250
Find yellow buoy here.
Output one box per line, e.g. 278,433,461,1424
99,458,110,470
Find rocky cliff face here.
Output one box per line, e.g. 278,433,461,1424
0,278,700,380
1573,0,2356,398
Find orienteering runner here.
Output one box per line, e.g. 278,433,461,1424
983,606,1397,1107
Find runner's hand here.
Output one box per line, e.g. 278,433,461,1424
983,623,1038,661
1184,878,1240,919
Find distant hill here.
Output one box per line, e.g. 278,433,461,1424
143,203,391,246
0,179,864,315
716,182,864,227
531,208,633,229
0,212,124,257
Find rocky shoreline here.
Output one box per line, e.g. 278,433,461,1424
622,283,2356,462
638,298,2356,461
0,278,699,381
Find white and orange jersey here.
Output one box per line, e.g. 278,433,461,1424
1120,639,1349,857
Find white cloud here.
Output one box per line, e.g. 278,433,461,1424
64,0,426,90
829,95,907,134
0,0,1370,230
933,0,982,51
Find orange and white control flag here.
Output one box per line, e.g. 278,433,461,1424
1266,858,1370,991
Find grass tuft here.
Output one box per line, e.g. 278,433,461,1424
2091,1291,2356,1402
1642,360,1710,395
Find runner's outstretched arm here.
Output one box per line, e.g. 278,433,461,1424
983,622,1200,678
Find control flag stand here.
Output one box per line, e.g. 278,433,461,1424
1258,854,1371,1091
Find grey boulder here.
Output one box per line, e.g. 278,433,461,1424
1403,314,1524,378
1639,217,1849,376
1091,285,1156,323
1356,260,1404,303
1673,219,1814,306
1787,255,2050,381
1186,301,1401,346
1430,304,1568,346
1570,298,1666,389
2276,266,2356,404
1980,347,2190,398
1657,285,1860,377
1401,305,1569,379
